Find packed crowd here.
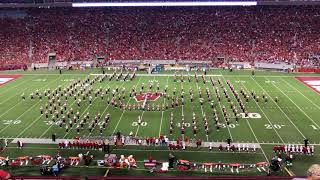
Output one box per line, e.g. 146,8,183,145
0,7,319,68
0,0,257,3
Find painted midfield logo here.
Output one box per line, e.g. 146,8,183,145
134,92,162,102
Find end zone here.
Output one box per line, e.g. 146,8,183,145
295,76,320,94
0,74,22,86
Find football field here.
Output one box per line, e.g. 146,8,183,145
1,70,319,143
0,69,320,175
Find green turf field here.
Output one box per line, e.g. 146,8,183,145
0,69,319,176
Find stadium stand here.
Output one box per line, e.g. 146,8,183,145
0,7,319,69
0,0,256,3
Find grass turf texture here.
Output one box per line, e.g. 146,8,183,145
0,69,319,176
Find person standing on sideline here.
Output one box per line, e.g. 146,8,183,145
4,139,8,147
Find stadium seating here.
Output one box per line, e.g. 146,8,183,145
0,7,319,68
0,0,256,3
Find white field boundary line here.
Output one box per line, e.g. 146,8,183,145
112,77,142,135
134,76,156,137
0,75,60,134
282,78,320,111
5,137,320,146
158,76,170,137
251,77,307,138
234,77,286,143
15,76,77,139
86,79,129,138
264,76,320,129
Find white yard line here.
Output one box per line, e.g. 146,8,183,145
1,94,22,105
0,102,40,134
246,120,268,161
15,115,43,138
39,76,95,138
134,111,145,137
0,77,30,96
212,77,233,141
236,77,286,143
218,72,244,143
217,102,233,141
0,76,49,117
251,77,307,138
134,76,156,137
112,77,142,135
195,82,205,116
195,79,212,141
86,79,128,137
41,74,114,138
64,81,117,138
229,75,280,161
265,76,320,129
39,99,77,138
0,75,59,134
158,76,170,137
180,82,184,116
0,102,22,118
13,77,76,138
282,77,320,111
0,81,31,103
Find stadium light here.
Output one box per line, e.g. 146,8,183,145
72,1,257,7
